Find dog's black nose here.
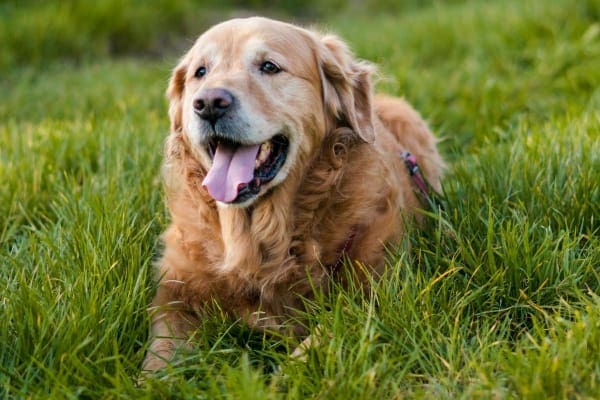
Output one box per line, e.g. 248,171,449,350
193,88,234,124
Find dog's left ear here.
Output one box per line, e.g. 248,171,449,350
318,34,375,143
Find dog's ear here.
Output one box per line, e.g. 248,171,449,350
318,34,375,143
166,58,188,133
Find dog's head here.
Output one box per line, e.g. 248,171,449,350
167,17,375,206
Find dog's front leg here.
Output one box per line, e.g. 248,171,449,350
142,285,198,372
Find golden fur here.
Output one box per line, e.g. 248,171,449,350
143,17,444,371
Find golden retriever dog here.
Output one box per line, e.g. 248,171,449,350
142,16,444,371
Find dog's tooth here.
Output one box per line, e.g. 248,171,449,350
262,141,272,156
255,141,272,168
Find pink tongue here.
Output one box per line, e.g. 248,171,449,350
202,142,260,203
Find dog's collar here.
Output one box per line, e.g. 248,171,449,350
328,227,358,273
401,151,431,202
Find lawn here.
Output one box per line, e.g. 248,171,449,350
1,0,599,398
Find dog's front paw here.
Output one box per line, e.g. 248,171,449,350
141,338,177,373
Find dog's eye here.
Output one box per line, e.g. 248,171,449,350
260,61,281,74
195,66,207,78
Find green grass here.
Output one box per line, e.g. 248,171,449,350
1,0,599,398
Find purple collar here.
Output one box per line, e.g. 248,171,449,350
328,227,357,273
401,151,431,201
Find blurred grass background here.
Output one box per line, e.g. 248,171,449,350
0,0,467,71
1,0,599,398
